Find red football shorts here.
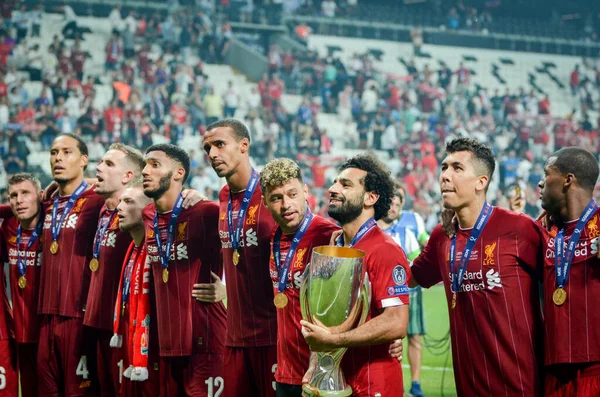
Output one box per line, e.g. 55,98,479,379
37,315,97,397
223,346,277,397
545,363,600,397
160,352,225,397
96,329,122,397
17,342,38,397
0,339,18,397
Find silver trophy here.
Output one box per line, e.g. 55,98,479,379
300,246,371,397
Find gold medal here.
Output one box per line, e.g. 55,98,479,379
18,276,27,289
232,250,240,266
50,241,59,255
273,292,289,309
162,268,169,283
553,287,567,306
451,292,457,309
89,258,99,272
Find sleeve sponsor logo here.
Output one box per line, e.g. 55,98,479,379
387,285,410,296
392,265,407,286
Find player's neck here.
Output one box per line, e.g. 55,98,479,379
130,224,145,247
341,211,375,246
376,218,393,230
561,190,594,224
20,210,41,230
154,186,183,213
58,175,85,196
456,197,486,229
103,188,124,211
227,160,253,193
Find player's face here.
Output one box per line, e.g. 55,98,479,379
50,136,88,184
117,187,148,231
328,167,367,225
263,178,309,233
439,151,486,210
142,151,174,199
95,149,128,196
383,195,401,223
8,180,41,222
538,156,565,215
202,126,249,178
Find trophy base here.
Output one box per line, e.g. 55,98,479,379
302,384,352,397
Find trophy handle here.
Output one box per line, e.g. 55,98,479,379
300,263,310,322
358,272,372,326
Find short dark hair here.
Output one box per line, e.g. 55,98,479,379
338,154,394,221
145,144,191,183
8,173,41,191
446,137,495,189
54,133,89,157
206,118,251,143
551,147,599,191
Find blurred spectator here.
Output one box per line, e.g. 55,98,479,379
223,80,240,118
570,64,580,96
295,22,311,45
410,25,424,57
322,0,337,17
204,87,223,124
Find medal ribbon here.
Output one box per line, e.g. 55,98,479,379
336,217,377,247
554,199,597,288
450,202,493,294
153,194,184,272
121,246,142,314
16,218,43,278
51,180,88,242
273,210,314,293
92,210,117,260
227,169,259,253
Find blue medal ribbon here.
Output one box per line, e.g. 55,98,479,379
16,218,43,278
51,180,88,242
450,202,493,294
335,217,377,247
227,169,259,253
92,210,117,260
121,247,139,315
153,194,184,272
273,210,314,293
554,199,597,288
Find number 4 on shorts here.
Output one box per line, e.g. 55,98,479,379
76,356,90,379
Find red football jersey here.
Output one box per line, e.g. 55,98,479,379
218,185,278,347
541,208,600,365
143,201,226,357
0,267,13,341
39,188,104,318
269,215,339,385
84,206,132,330
340,226,410,396
0,217,42,343
412,208,544,397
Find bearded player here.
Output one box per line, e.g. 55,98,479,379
259,158,339,397
300,154,410,396
38,132,105,396
538,147,600,397
142,143,226,396
112,182,159,396
85,143,144,396
410,137,544,396
0,174,44,397
203,119,278,397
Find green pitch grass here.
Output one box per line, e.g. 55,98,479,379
402,284,457,397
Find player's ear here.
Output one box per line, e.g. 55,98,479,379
303,184,309,197
239,138,250,154
80,154,89,169
476,175,489,193
261,195,268,208
122,170,135,185
364,190,379,207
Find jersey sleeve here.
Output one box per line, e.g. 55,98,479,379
414,212,430,244
404,229,421,262
370,242,411,309
518,216,544,277
411,225,444,288
0,204,13,221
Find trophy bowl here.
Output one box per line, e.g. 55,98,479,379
300,246,371,397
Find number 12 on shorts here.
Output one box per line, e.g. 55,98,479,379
0,366,6,390
205,376,224,397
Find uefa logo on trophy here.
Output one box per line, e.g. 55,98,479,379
300,245,371,397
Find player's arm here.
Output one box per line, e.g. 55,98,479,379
301,305,408,351
0,204,13,220
409,226,444,288
192,271,226,303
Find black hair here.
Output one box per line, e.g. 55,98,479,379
206,118,251,143
446,137,495,189
54,133,89,157
338,154,394,221
551,147,599,191
145,144,191,184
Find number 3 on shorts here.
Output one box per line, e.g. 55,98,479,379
76,356,90,379
205,376,224,397
0,366,6,390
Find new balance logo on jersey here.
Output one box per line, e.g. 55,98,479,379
485,269,502,289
